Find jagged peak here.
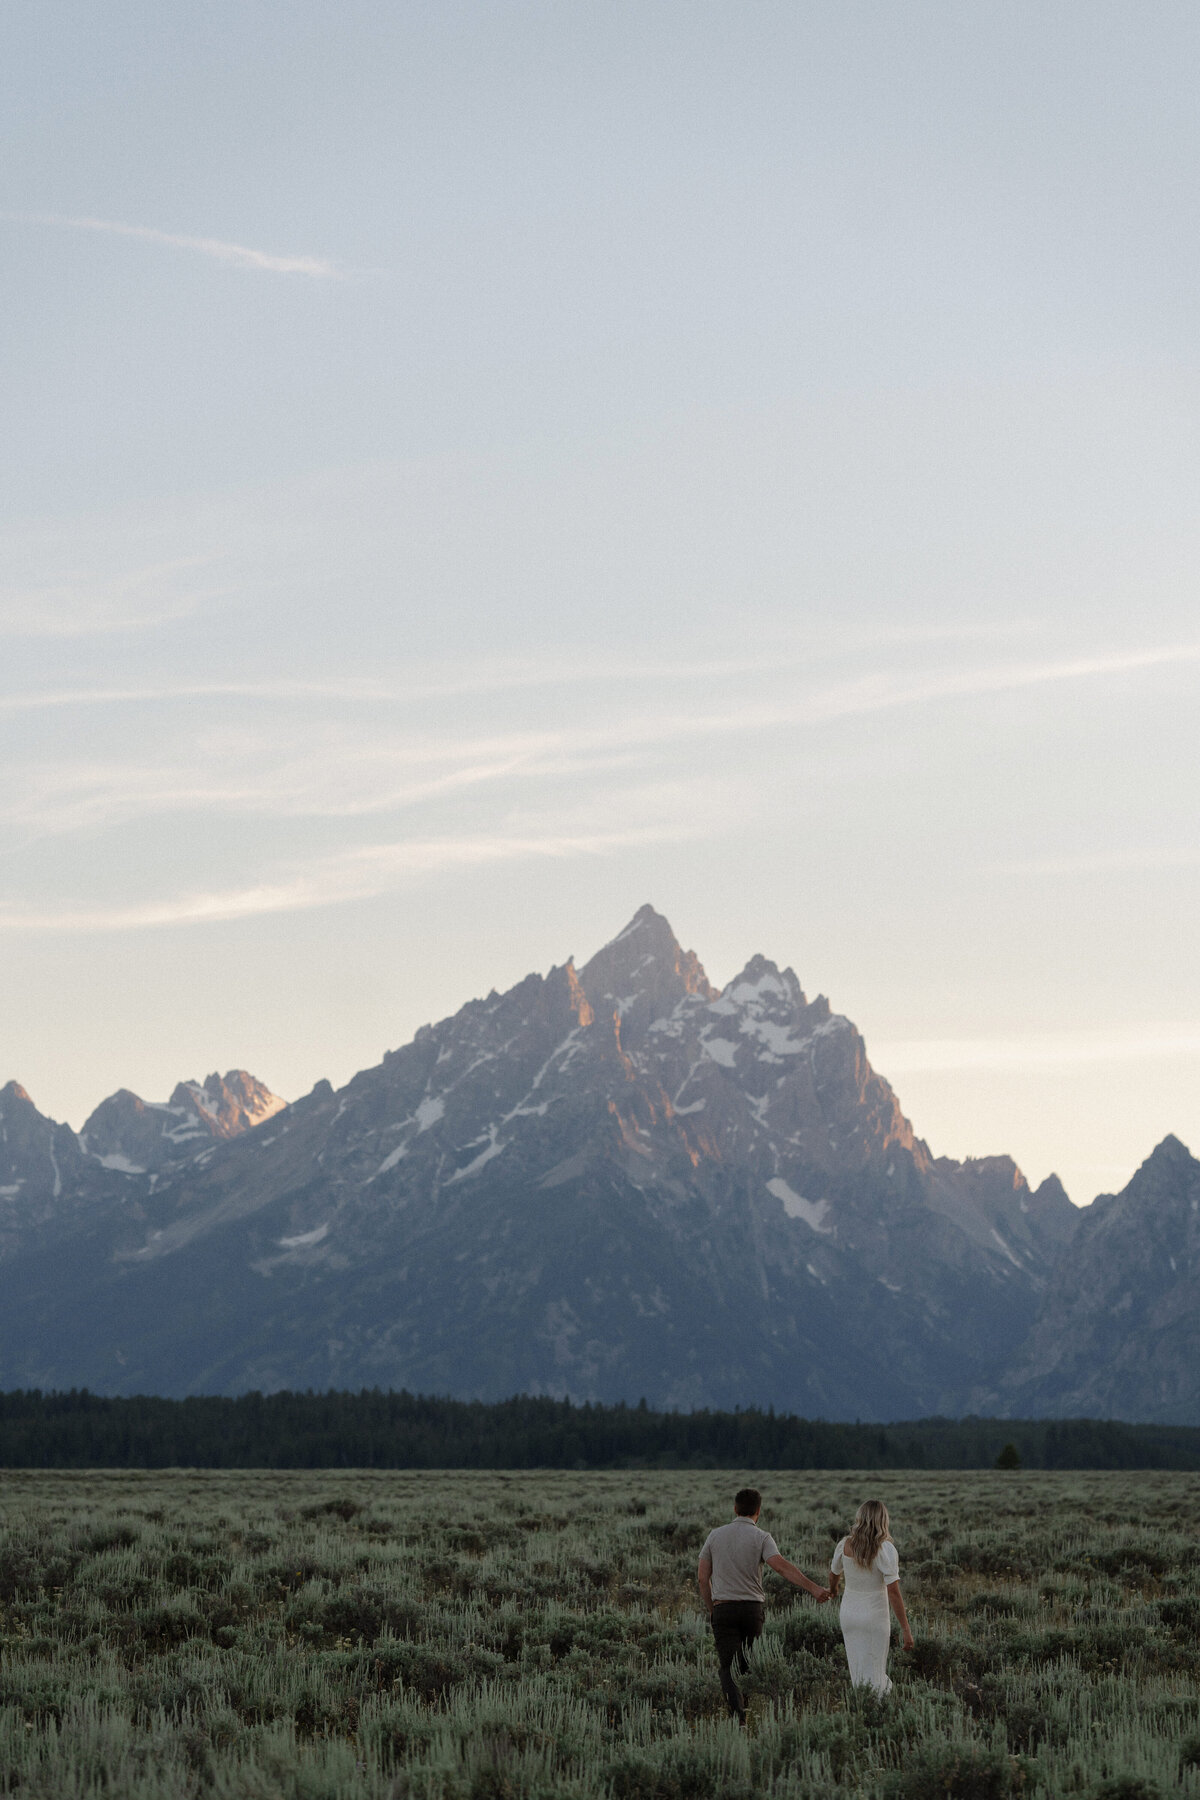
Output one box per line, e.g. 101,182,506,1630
169,1069,282,1104
79,1088,151,1141
721,956,805,1009
1132,1134,1197,1182
1032,1173,1072,1208
594,904,687,973
1148,1132,1193,1162
0,1082,65,1133
581,905,715,1008
1026,1173,1078,1241
165,1070,286,1138
1080,1135,1199,1212
932,1150,1028,1192
95,1086,147,1109
960,1155,1025,1187
609,902,671,946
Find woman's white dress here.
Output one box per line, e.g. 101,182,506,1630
831,1536,900,1694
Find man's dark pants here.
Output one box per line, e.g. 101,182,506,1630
710,1600,764,1720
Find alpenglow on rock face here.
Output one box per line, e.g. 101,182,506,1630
0,906,1193,1420
78,1072,286,1174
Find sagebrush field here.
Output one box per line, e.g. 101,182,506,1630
1,1468,1198,1798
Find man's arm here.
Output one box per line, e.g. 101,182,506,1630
766,1553,829,1602
697,1554,714,1616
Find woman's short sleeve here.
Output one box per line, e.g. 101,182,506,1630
877,1541,900,1584
830,1538,845,1575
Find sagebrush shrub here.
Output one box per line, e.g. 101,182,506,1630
883,1743,1013,1799
0,1468,1196,1799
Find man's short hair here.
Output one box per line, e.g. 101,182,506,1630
734,1487,761,1517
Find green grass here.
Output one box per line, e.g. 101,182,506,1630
2,1469,1199,1797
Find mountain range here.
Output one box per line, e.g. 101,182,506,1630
2,904,1197,1422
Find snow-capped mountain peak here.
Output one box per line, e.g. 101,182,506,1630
169,1071,287,1138
7,905,1195,1424
79,1070,287,1174
579,904,715,1048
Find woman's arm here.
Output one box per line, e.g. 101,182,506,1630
887,1581,914,1649
826,1571,840,1599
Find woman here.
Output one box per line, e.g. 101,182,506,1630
827,1499,913,1694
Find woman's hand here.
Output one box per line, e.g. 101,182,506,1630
902,1630,915,1650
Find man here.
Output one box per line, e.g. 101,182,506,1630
697,1486,829,1725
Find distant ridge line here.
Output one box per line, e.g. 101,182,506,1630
2,1391,1198,1471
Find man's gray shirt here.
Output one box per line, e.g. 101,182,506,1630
699,1517,780,1604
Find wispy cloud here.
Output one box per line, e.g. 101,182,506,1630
800,641,1200,725
872,1024,1200,1074
996,848,1200,877
0,658,782,715
0,560,221,638
3,634,1197,716
5,212,343,278
2,631,1195,931
4,636,1199,839
0,735,615,837
0,821,700,933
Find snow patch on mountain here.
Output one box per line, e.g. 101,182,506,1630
0,904,1112,1418
748,1019,809,1058
531,1028,587,1090
416,1096,445,1133
93,1153,145,1175
448,1125,506,1183
766,1177,830,1233
279,1223,329,1250
990,1227,1024,1268
728,971,790,1004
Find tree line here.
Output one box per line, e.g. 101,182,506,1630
0,1389,1197,1470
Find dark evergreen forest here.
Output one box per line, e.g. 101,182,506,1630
1,1390,1197,1470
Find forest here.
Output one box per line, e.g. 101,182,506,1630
1,1388,1198,1470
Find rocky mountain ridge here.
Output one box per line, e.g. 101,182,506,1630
975,1134,1200,1421
77,1072,286,1174
0,906,1194,1420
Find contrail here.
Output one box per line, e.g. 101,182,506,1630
4,211,343,277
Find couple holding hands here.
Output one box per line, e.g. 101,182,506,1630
697,1487,913,1722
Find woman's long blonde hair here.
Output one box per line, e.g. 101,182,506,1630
846,1500,891,1569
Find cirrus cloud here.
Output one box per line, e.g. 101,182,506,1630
3,211,344,277
0,820,702,934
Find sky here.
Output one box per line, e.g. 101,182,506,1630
2,2,1199,1208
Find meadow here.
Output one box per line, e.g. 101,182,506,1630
1,1468,1198,1799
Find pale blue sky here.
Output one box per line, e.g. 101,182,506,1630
3,3,1199,1204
